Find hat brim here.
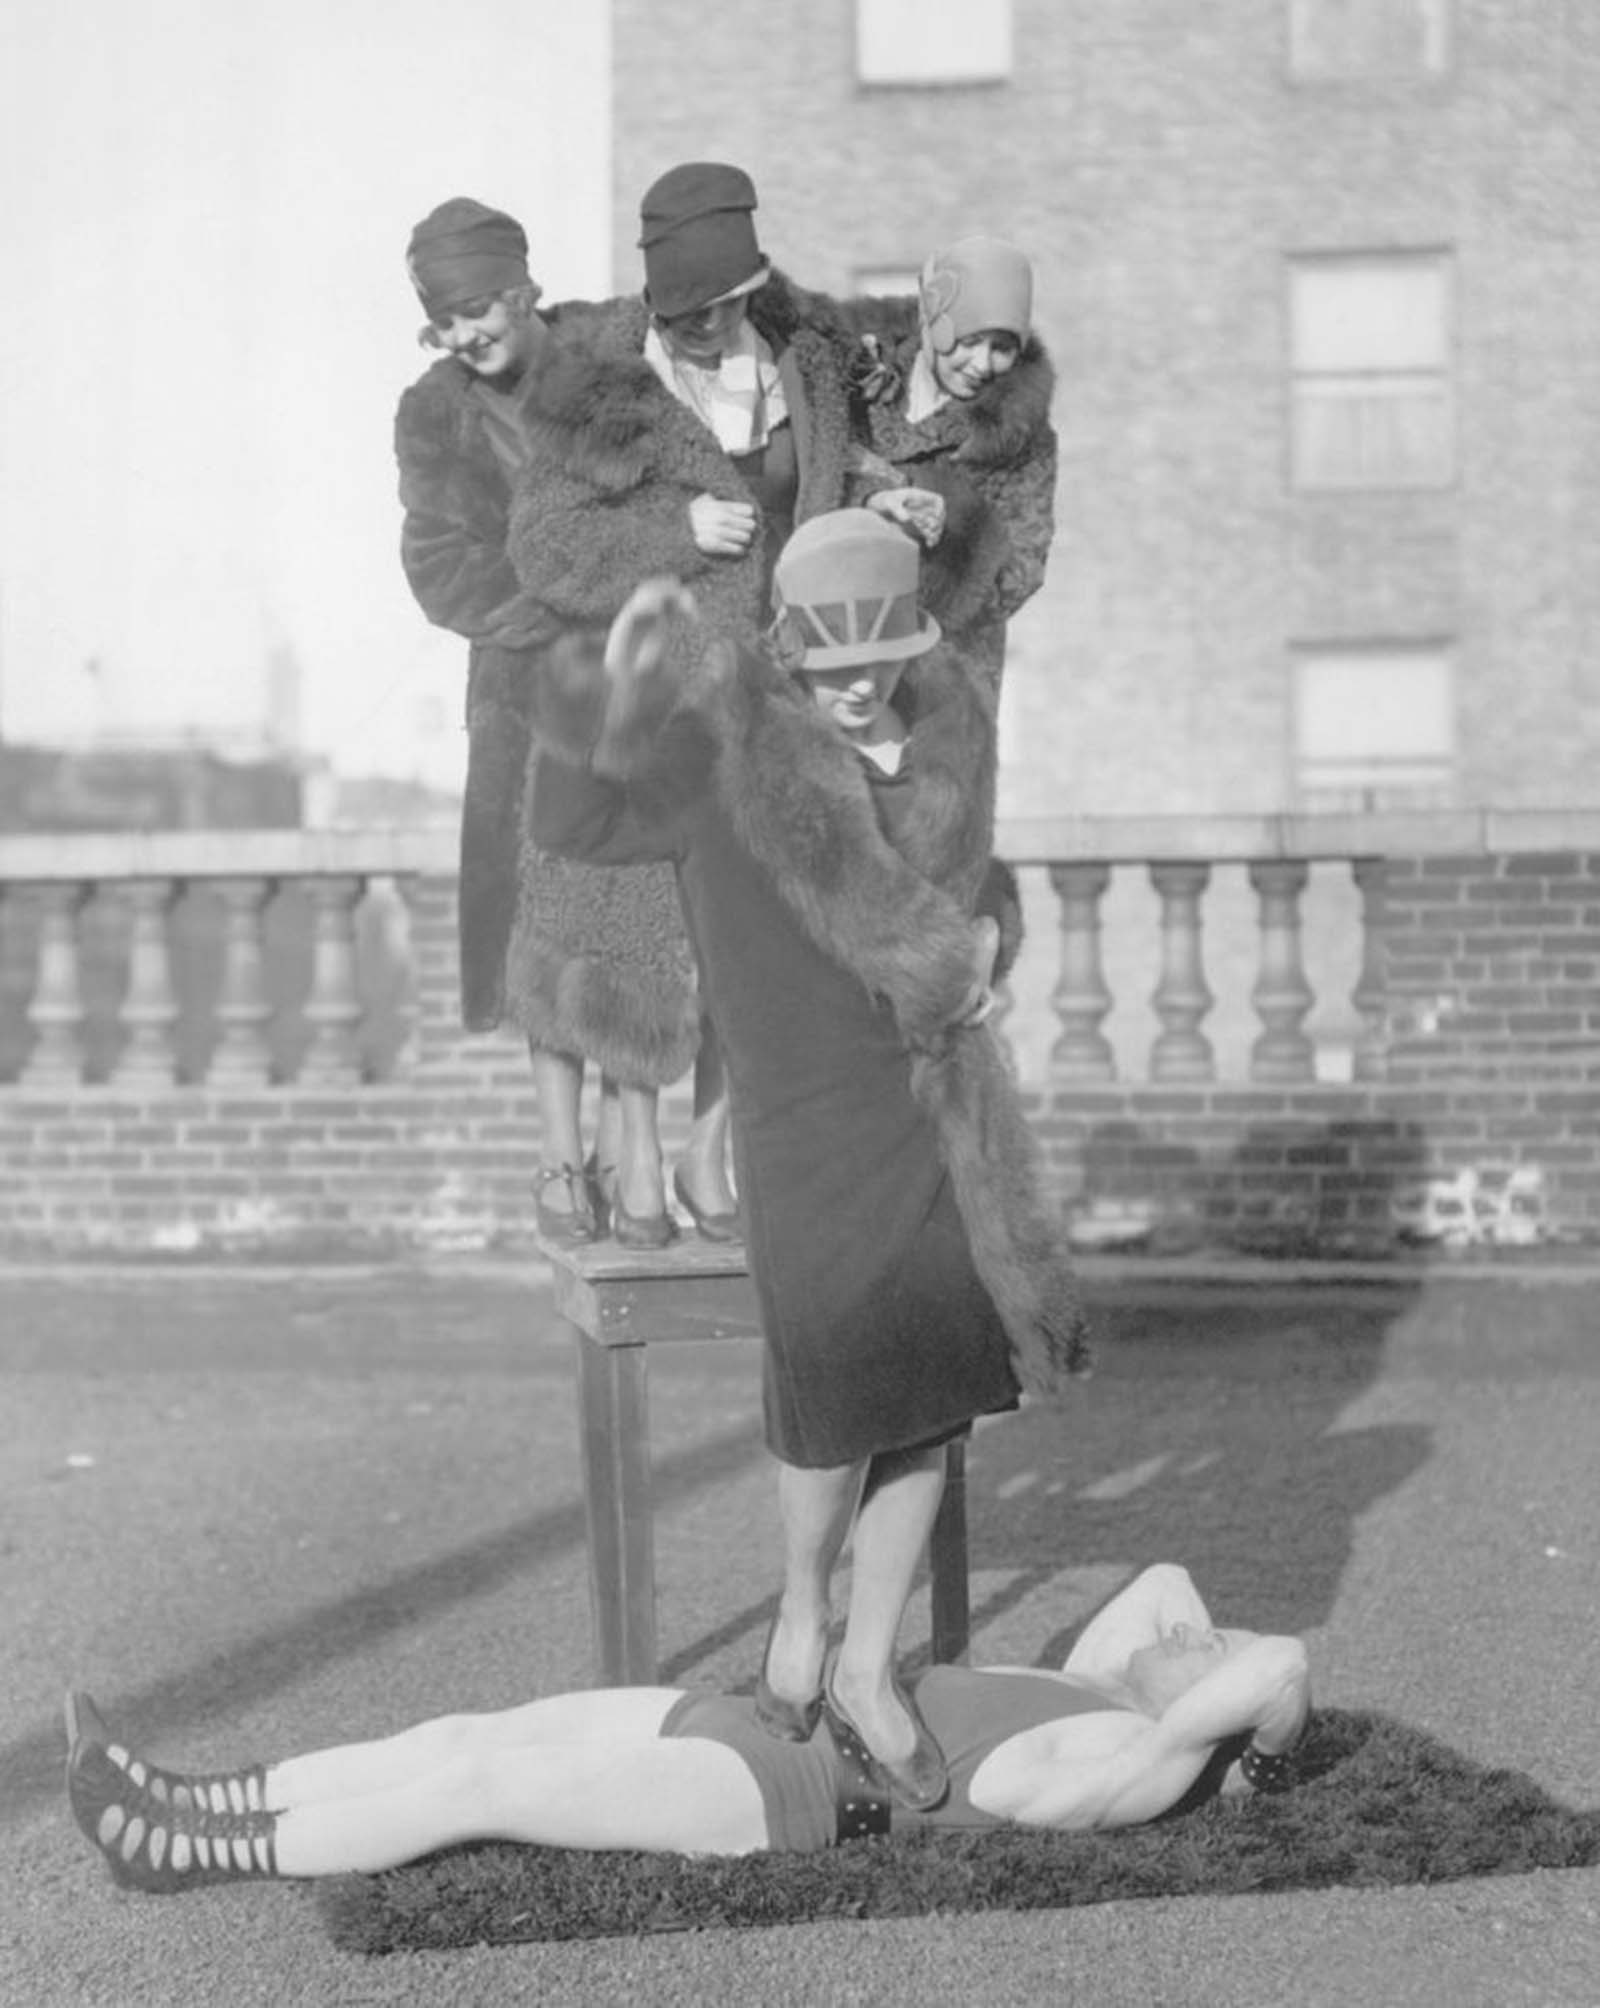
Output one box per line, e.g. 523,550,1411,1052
792,612,941,672
646,257,771,320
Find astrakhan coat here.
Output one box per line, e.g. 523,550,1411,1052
833,301,1058,696
527,619,1092,1467
395,337,698,1081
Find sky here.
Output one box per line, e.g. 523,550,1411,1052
0,0,610,792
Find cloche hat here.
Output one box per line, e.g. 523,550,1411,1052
771,510,941,671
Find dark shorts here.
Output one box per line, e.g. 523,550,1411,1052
659,1691,835,1853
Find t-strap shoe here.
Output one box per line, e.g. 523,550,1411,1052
534,1164,600,1246
822,1670,949,1813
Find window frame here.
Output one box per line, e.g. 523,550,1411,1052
1286,250,1457,494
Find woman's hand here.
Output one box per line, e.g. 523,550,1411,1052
689,492,757,556
603,578,697,682
957,914,1001,1027
866,486,946,549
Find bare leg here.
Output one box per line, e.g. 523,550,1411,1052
615,1083,667,1218
765,1458,864,1706
267,1688,689,1808
830,1444,947,1765
1061,1563,1217,1688
595,1074,622,1177
676,1017,737,1218
70,1691,771,1882
530,1044,589,1223
275,1734,769,1874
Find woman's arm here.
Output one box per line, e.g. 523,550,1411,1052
394,377,562,650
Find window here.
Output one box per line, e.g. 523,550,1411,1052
1292,644,1457,809
1289,0,1451,78
1289,253,1454,490
856,0,1012,85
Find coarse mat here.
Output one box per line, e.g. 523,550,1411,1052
315,1708,1600,1953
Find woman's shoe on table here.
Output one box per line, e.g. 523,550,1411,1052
752,1614,824,1742
823,1670,950,1812
611,1191,679,1249
65,1691,278,1892
672,1168,742,1245
584,1155,614,1237
534,1164,600,1245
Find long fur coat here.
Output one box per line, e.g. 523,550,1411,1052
533,619,1093,1403
394,329,698,1078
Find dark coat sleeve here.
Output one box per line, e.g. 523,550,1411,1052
394,367,561,649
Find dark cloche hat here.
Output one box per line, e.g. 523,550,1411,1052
638,161,769,320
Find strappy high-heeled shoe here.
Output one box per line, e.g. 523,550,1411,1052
65,1691,279,1892
534,1163,600,1246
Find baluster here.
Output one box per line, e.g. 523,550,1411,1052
1248,859,1316,1083
116,879,181,1085
1048,862,1115,1080
299,876,364,1084
209,878,275,1086
1148,861,1215,1082
20,883,89,1087
1350,858,1389,1082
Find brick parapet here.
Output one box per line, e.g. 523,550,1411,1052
3,848,1599,1254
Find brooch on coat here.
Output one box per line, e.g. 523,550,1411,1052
849,334,904,405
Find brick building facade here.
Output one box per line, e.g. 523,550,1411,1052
609,0,1600,821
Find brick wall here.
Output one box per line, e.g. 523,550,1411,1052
1,840,1596,1256
609,1,1600,822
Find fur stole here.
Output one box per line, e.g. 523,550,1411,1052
577,631,1092,1393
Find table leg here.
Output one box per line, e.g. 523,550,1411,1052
929,1437,971,1663
570,1322,657,1685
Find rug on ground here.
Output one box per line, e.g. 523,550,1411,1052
317,1708,1600,1953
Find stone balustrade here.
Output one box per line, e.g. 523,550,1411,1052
1,814,1596,1254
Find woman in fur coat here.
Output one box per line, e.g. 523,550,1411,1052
527,511,1090,1815
842,236,1057,699
504,161,872,1232
394,198,704,1244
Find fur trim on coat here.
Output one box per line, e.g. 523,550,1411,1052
505,274,857,709
395,323,698,1063
823,295,1058,689
561,624,1091,1394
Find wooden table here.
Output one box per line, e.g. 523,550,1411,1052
540,1231,971,1685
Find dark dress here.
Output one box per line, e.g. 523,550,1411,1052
534,729,1019,1468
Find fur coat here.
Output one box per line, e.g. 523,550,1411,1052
395,325,698,1078
499,273,861,1077
828,298,1058,695
506,271,856,652
532,621,1093,1409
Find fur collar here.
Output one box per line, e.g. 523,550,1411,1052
712,643,997,1049
516,271,842,495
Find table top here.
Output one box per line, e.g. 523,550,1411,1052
534,1229,760,1346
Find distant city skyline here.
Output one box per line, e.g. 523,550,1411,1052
0,0,610,790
